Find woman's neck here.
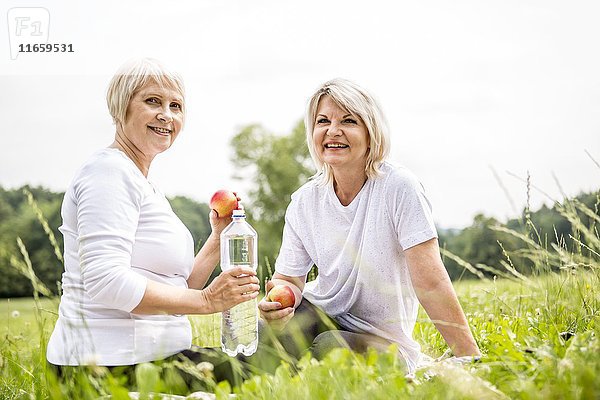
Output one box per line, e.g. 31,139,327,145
110,131,152,177
332,170,367,206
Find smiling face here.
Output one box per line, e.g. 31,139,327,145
313,95,370,175
119,81,184,162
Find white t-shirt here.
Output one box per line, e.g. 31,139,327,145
275,162,437,372
47,148,195,366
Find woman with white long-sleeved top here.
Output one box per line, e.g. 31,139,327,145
46,59,259,375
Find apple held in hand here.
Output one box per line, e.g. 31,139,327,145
267,285,296,308
209,190,238,217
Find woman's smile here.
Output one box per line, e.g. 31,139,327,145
324,141,350,150
148,125,173,136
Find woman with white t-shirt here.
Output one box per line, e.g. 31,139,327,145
46,59,260,378
258,78,480,373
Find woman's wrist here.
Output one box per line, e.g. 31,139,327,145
199,232,220,256
194,288,214,314
206,232,220,246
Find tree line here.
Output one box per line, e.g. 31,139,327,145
1,122,598,297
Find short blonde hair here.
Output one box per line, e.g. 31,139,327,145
106,58,185,125
305,78,390,186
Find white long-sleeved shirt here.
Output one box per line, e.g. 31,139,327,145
47,148,195,366
275,162,438,373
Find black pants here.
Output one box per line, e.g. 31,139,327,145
239,299,401,376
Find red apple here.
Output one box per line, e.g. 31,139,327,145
267,285,296,308
209,190,238,217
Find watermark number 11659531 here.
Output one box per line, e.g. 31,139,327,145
18,43,74,53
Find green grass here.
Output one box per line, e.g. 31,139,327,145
1,270,598,399
1,187,598,398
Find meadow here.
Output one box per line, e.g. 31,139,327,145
1,267,598,399
1,190,598,399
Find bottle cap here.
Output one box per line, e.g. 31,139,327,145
232,206,245,218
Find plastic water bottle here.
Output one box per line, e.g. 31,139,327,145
220,207,259,356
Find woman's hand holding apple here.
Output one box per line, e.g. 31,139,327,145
258,280,297,331
208,190,241,237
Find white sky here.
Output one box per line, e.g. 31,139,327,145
1,0,599,229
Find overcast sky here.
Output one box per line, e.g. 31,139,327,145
1,0,599,229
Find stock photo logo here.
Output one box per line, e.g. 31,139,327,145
7,7,50,60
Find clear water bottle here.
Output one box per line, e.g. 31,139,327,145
220,207,258,356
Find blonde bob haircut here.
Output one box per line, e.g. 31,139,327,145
106,58,185,125
305,78,390,186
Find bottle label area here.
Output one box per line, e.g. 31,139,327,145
226,236,256,267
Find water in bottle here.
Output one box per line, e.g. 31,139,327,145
220,207,259,356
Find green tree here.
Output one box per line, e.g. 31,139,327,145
0,186,63,297
503,191,599,259
169,196,220,284
439,191,599,280
169,196,212,252
230,121,314,272
439,213,531,280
